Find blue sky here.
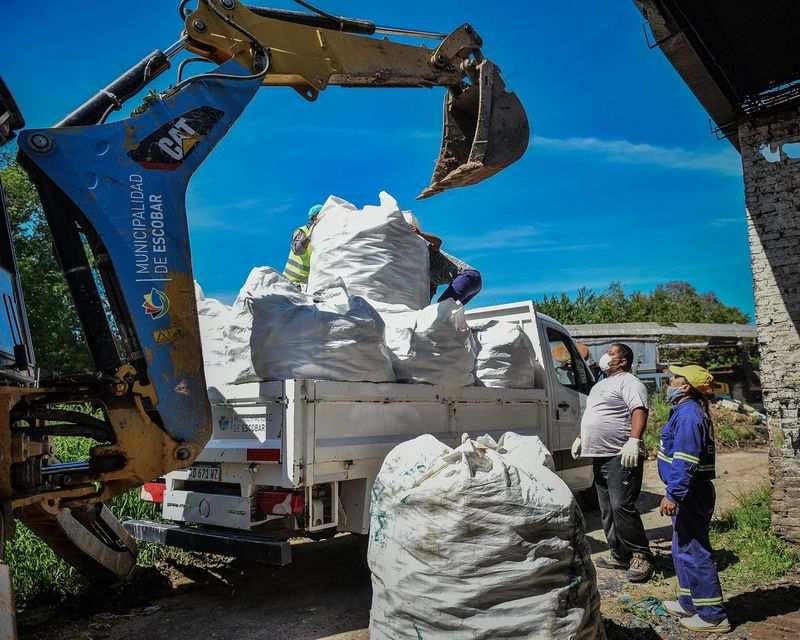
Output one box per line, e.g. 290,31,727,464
3,0,754,319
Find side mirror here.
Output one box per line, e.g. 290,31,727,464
0,77,25,147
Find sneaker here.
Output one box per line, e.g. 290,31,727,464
625,553,654,583
594,554,630,570
663,600,693,618
680,614,731,633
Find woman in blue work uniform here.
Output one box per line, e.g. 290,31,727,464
658,365,731,634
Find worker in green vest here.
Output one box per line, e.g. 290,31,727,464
283,204,323,288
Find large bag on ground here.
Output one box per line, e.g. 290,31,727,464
307,192,430,309
473,320,537,388
380,299,476,386
369,432,603,640
247,270,395,382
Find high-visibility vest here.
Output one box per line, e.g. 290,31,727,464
283,224,312,285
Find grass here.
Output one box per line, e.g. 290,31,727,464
6,435,188,608
643,393,765,454
643,393,670,453
711,485,799,589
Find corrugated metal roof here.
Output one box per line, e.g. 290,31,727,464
566,322,757,340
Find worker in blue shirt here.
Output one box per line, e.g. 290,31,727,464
658,365,730,634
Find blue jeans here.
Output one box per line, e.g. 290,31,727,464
437,269,482,305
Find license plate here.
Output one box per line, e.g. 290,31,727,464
188,464,220,482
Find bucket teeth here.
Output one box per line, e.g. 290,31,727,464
418,60,529,199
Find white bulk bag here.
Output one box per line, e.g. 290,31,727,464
389,299,477,386
307,192,431,310
473,320,537,388
195,283,236,399
223,267,293,384
247,276,395,383
369,433,602,640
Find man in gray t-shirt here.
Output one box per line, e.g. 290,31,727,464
572,342,654,582
581,369,649,456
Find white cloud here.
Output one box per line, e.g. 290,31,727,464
708,216,744,228
447,225,545,252
535,135,742,176
227,197,262,211
446,224,607,257
188,194,295,230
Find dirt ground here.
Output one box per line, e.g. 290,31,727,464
21,448,798,640
589,448,800,640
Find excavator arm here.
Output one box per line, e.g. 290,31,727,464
185,0,529,197
1,0,528,596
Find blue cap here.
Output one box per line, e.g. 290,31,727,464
308,204,323,220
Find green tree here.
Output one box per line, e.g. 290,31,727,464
1,151,90,373
536,280,750,325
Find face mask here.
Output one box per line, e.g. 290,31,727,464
666,386,686,404
598,353,612,372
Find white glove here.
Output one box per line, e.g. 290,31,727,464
571,436,582,460
620,437,641,468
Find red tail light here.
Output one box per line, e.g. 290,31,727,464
246,448,281,462
141,481,166,504
256,490,304,516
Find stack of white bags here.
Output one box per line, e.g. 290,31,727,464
195,194,601,640
195,191,539,393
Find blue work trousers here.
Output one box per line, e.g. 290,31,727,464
672,481,726,622
437,269,482,305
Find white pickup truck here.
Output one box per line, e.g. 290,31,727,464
125,300,596,565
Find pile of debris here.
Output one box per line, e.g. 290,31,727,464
712,398,766,425
195,192,538,397
709,398,768,446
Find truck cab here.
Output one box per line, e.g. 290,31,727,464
463,301,594,491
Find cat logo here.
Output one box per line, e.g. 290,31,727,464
129,106,224,171
157,117,200,161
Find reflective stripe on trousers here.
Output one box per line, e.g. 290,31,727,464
672,481,725,623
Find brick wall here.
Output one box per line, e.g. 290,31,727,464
739,108,800,545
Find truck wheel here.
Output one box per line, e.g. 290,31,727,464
576,484,600,512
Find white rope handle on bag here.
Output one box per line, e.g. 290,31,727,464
411,433,511,486
412,433,477,486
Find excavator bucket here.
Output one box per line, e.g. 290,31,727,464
418,60,529,199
